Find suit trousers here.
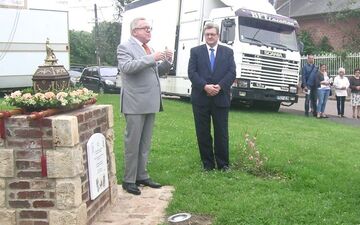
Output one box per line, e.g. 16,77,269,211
192,103,229,169
123,113,155,183
336,96,346,116
310,86,318,116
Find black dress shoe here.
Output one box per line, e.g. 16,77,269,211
136,178,161,188
203,167,215,172
122,182,141,195
219,166,230,171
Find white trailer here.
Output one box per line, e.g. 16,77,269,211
119,0,301,111
0,8,69,91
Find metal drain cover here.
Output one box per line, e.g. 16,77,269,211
168,213,191,223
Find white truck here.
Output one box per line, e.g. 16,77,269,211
119,0,302,111
0,8,69,92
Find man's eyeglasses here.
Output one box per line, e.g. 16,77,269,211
204,33,217,37
135,26,152,32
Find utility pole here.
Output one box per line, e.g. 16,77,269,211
94,3,101,66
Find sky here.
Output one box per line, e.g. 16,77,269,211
27,0,118,31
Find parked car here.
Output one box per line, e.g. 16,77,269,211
68,70,82,87
79,66,120,93
70,65,86,73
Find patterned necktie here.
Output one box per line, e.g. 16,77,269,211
142,43,151,55
210,48,215,72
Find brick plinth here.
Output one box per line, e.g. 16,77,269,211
0,105,117,225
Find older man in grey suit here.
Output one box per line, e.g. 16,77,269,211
117,17,173,195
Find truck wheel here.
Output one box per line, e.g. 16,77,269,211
268,102,281,112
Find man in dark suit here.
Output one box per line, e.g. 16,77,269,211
188,22,236,171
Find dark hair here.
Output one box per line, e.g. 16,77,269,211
354,68,360,73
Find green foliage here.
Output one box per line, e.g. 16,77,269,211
70,21,120,66
234,132,273,177
69,30,96,66
318,36,334,53
93,21,121,66
298,31,334,55
298,31,317,55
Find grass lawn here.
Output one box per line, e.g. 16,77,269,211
2,94,360,224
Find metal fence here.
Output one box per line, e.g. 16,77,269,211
301,53,360,77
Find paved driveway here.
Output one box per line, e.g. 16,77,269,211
280,97,360,127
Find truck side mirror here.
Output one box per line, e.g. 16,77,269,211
220,18,235,45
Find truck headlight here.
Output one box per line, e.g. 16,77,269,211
234,79,249,88
289,86,297,93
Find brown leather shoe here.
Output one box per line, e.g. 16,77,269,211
136,178,161,188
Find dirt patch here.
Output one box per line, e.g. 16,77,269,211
167,214,213,225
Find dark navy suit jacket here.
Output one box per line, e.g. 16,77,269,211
188,44,236,107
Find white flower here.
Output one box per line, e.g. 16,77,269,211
34,93,45,100
11,91,22,98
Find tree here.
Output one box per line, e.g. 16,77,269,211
69,30,96,66
69,1,134,66
95,21,121,66
298,31,318,55
70,22,121,66
113,0,135,20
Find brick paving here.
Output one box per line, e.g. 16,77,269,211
93,185,174,225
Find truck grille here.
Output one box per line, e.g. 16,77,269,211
241,53,299,91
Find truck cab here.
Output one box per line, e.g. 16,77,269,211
211,8,301,110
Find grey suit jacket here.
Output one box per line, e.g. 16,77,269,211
117,37,172,114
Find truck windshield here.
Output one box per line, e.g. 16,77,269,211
238,16,298,51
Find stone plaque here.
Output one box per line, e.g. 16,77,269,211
87,133,109,200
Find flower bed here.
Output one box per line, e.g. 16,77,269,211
3,88,97,112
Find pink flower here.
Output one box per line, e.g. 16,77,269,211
21,93,32,99
44,92,55,99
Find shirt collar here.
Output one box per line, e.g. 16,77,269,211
206,44,218,52
132,36,145,47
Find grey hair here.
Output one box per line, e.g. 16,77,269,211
338,67,345,73
130,17,146,33
203,22,219,34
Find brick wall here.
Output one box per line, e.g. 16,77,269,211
0,105,118,225
297,16,360,51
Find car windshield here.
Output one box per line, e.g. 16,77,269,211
100,67,118,77
238,16,298,51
